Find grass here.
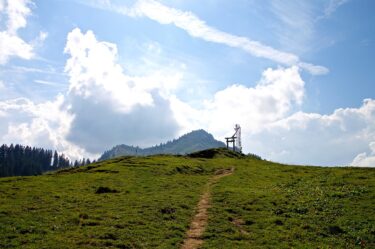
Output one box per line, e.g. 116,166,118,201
203,159,375,248
0,149,374,248
0,156,223,248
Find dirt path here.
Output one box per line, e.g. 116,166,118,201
181,167,234,249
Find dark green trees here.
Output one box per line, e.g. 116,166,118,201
0,144,79,177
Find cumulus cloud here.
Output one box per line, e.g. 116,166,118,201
5,0,32,34
203,66,305,136
63,28,180,153
64,28,154,112
0,27,183,159
351,141,375,167
0,29,33,64
0,0,35,64
169,66,305,137
0,96,92,159
243,99,375,166
88,0,328,75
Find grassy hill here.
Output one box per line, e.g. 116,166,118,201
0,148,374,248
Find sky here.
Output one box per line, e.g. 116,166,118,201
0,0,375,166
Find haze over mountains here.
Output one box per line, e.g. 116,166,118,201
99,130,226,160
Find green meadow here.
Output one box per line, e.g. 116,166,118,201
0,149,374,248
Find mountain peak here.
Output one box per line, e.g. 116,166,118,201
99,129,225,160
178,129,213,139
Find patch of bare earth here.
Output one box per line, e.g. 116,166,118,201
181,167,234,249
231,218,249,235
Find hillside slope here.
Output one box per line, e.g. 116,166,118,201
99,129,226,160
0,149,374,248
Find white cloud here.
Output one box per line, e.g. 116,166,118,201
5,0,32,34
324,0,349,18
0,27,184,159
243,99,375,166
0,0,4,13
351,141,375,167
298,62,329,75
31,31,48,48
170,66,307,143
143,41,162,55
132,0,297,64
89,0,328,75
0,0,43,64
270,0,315,54
6,65,62,75
64,28,182,112
63,28,182,153
0,30,33,64
64,28,153,112
33,79,62,86
0,96,92,160
269,1,341,62
351,152,375,167
202,66,305,136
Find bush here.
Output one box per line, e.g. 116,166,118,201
95,186,119,194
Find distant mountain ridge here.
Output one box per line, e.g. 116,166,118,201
99,129,226,160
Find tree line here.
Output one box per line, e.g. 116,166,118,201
0,144,93,177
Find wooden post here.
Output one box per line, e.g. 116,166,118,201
225,136,236,152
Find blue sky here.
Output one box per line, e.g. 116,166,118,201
0,0,375,166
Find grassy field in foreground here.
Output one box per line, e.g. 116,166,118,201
0,150,374,248
204,159,375,248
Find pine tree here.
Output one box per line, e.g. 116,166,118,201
52,151,59,168
0,144,73,177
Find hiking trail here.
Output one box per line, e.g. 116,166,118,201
181,167,234,249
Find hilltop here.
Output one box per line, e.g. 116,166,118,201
0,148,374,248
99,129,226,160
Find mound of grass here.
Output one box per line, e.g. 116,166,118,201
188,148,244,159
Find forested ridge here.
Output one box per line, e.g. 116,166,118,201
0,144,91,177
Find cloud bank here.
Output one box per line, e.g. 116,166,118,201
246,99,375,166
0,96,87,159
